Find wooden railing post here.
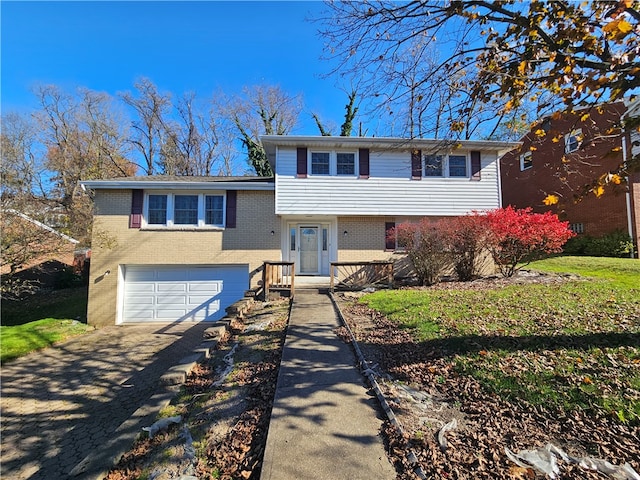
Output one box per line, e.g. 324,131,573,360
261,261,295,299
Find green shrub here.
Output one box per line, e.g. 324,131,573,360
563,231,634,258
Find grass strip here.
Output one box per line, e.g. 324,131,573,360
1,319,93,363
359,256,640,423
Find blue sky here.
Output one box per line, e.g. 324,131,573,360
1,1,353,134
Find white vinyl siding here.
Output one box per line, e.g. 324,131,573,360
274,148,501,216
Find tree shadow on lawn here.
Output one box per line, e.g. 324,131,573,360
430,331,640,356
358,330,640,367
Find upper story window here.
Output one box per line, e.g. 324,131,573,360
448,155,467,177
309,150,358,176
336,153,356,175
145,192,225,228
424,154,443,177
564,129,582,154
422,153,469,178
311,152,330,175
520,151,533,171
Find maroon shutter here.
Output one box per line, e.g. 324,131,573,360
296,147,307,178
471,151,481,181
129,189,143,228
385,222,396,250
411,150,422,179
226,190,237,228
359,148,370,179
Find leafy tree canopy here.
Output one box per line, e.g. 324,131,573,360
321,1,639,135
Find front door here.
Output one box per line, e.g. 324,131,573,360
299,226,320,274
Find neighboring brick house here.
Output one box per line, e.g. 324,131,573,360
81,136,517,327
500,101,640,256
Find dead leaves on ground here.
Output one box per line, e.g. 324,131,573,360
338,294,640,479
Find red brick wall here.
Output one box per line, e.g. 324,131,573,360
500,103,632,240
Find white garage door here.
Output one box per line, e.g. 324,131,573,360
122,265,248,323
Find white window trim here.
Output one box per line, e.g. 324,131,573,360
422,153,470,178
520,151,533,171
564,129,582,154
308,150,359,177
569,222,584,234
142,191,226,229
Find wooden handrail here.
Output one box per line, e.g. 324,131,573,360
263,261,295,299
330,261,393,291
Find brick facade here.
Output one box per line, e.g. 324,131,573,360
87,189,281,327
500,102,639,254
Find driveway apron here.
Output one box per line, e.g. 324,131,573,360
0,322,207,480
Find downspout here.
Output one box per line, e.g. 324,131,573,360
621,135,636,258
497,151,504,208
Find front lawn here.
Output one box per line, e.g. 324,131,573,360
359,256,640,423
1,318,93,363
1,286,91,362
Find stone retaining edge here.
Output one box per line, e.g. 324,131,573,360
329,292,428,480
70,298,258,479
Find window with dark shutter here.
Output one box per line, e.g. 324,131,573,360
385,222,396,250
129,189,143,228
411,150,422,179
296,147,308,178
359,148,370,179
225,190,237,228
471,151,481,181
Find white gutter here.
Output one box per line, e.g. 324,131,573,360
79,180,275,191
497,152,504,209
5,209,80,244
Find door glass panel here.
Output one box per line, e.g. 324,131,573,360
299,227,319,273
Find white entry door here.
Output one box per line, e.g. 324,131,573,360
298,226,320,274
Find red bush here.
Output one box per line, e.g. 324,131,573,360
390,219,451,285
440,213,490,281
485,206,575,277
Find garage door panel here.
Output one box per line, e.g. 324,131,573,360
123,265,248,323
158,283,187,293
188,294,218,305
126,283,156,293
125,295,156,305
157,295,187,306
157,270,188,281
126,268,155,282
189,282,221,293
123,307,155,319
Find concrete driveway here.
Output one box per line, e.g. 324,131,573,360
0,322,208,480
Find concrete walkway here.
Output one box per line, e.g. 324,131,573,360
0,322,207,480
260,289,396,480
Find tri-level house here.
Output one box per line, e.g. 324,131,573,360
81,136,517,327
